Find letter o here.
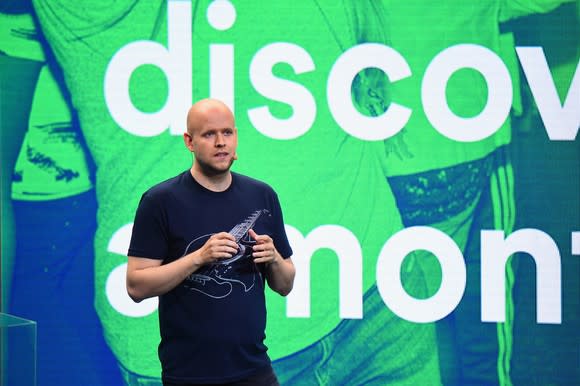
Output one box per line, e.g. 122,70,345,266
422,44,512,142
376,226,466,323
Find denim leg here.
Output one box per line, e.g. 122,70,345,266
274,263,441,386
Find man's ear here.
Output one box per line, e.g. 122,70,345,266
183,132,194,152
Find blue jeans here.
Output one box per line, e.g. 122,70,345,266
273,269,441,385
386,149,513,386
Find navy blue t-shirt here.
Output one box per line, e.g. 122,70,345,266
128,171,293,384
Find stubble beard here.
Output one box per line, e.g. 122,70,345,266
195,156,235,178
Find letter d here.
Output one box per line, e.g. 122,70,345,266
104,0,191,136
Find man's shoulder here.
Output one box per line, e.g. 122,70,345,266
143,170,189,198
232,172,275,193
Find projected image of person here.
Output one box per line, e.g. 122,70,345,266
345,1,574,385
29,1,436,385
0,1,42,313
508,3,580,384
20,0,577,385
126,98,295,385
0,3,122,386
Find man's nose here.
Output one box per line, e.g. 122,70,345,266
215,133,226,147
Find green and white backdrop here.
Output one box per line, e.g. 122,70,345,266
1,1,578,385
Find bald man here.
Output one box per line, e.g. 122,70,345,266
127,98,295,386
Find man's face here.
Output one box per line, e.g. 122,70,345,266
186,108,238,177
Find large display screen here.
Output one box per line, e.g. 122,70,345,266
1,1,578,385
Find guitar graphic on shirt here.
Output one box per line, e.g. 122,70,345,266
183,210,270,298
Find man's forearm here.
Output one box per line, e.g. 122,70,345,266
266,254,296,296
126,253,202,302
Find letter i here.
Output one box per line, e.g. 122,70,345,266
207,0,236,114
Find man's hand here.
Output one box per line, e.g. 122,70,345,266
196,232,239,265
249,229,279,265
249,229,295,296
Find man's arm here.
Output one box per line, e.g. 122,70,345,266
126,255,199,303
126,232,239,302
249,229,296,296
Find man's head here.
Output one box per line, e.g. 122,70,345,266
184,99,238,178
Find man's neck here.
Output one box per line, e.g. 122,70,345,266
190,167,232,192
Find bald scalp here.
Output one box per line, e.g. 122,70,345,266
186,98,235,135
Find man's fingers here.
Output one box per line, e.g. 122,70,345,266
249,229,270,241
218,244,238,254
252,243,271,253
249,229,272,244
213,232,236,241
209,233,237,248
203,233,240,261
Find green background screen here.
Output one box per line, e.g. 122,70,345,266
1,1,578,385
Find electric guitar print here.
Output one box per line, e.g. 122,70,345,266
183,209,270,298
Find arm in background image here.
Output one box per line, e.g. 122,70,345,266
500,0,577,22
0,8,43,311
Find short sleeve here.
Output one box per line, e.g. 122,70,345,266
270,190,293,259
128,191,169,259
